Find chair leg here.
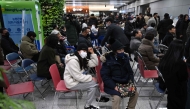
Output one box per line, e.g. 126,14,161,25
149,87,156,99
33,81,45,100
52,92,57,109
32,92,34,101
23,93,30,99
155,92,166,109
75,91,79,109
132,61,135,68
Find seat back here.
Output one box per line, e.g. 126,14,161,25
6,53,22,66
155,66,166,83
158,44,168,54
1,72,10,92
49,64,61,88
136,51,148,70
138,57,145,77
22,59,34,69
95,56,104,92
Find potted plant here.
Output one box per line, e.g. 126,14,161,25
0,68,36,109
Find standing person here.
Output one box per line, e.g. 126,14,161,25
176,14,184,39
65,14,81,45
20,31,40,62
162,25,176,47
89,14,98,28
124,17,134,41
144,14,149,24
147,13,159,29
101,17,130,55
157,13,173,43
0,28,19,58
100,39,138,109
187,22,190,37
179,14,189,43
64,43,107,109
159,40,188,109
136,14,145,29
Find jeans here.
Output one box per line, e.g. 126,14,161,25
186,78,190,109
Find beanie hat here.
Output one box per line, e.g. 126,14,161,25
110,39,125,51
77,43,88,51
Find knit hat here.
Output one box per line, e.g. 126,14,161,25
110,39,125,51
77,43,88,51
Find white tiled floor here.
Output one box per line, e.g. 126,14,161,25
8,59,168,109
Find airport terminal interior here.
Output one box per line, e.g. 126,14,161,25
0,0,190,109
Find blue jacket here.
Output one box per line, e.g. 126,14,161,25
100,52,134,96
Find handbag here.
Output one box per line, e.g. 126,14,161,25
116,80,136,97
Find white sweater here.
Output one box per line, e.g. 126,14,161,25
64,54,98,89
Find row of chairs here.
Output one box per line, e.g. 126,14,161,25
132,51,167,109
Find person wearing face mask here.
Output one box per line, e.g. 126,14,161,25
138,33,160,70
0,28,19,59
100,39,138,109
20,31,40,62
78,27,92,47
64,43,107,109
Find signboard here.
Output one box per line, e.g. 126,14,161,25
2,13,34,44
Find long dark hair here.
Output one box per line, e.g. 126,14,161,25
158,40,184,75
74,51,88,70
46,34,58,48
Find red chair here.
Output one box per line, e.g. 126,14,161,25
137,57,158,95
1,72,34,100
49,64,78,109
4,60,17,66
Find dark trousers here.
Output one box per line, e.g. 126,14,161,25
124,44,131,57
159,33,165,44
186,78,190,109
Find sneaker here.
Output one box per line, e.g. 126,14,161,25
96,96,109,102
84,105,99,109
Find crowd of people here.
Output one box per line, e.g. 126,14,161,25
0,12,190,109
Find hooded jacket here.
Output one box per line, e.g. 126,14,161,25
20,36,38,59
64,53,98,89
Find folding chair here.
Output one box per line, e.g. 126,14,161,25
22,59,50,100
149,66,167,109
1,72,34,100
6,53,33,82
95,57,125,109
49,64,78,109
137,57,158,95
158,44,168,54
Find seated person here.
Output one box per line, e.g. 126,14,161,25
100,39,138,109
138,33,160,70
37,34,63,79
0,28,19,59
146,23,157,37
130,29,142,61
162,25,176,47
51,30,67,64
64,43,108,109
20,31,40,62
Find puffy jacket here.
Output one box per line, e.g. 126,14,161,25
100,52,134,96
64,53,98,89
138,39,159,70
20,36,38,59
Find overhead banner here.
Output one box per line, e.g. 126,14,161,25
2,13,34,44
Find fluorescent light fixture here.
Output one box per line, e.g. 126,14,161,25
110,8,117,11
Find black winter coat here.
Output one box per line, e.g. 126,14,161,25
162,32,174,47
124,22,133,41
1,36,19,59
101,23,129,46
159,60,187,109
157,19,173,35
78,34,92,47
100,52,134,96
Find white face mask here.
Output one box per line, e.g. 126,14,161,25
80,51,87,58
